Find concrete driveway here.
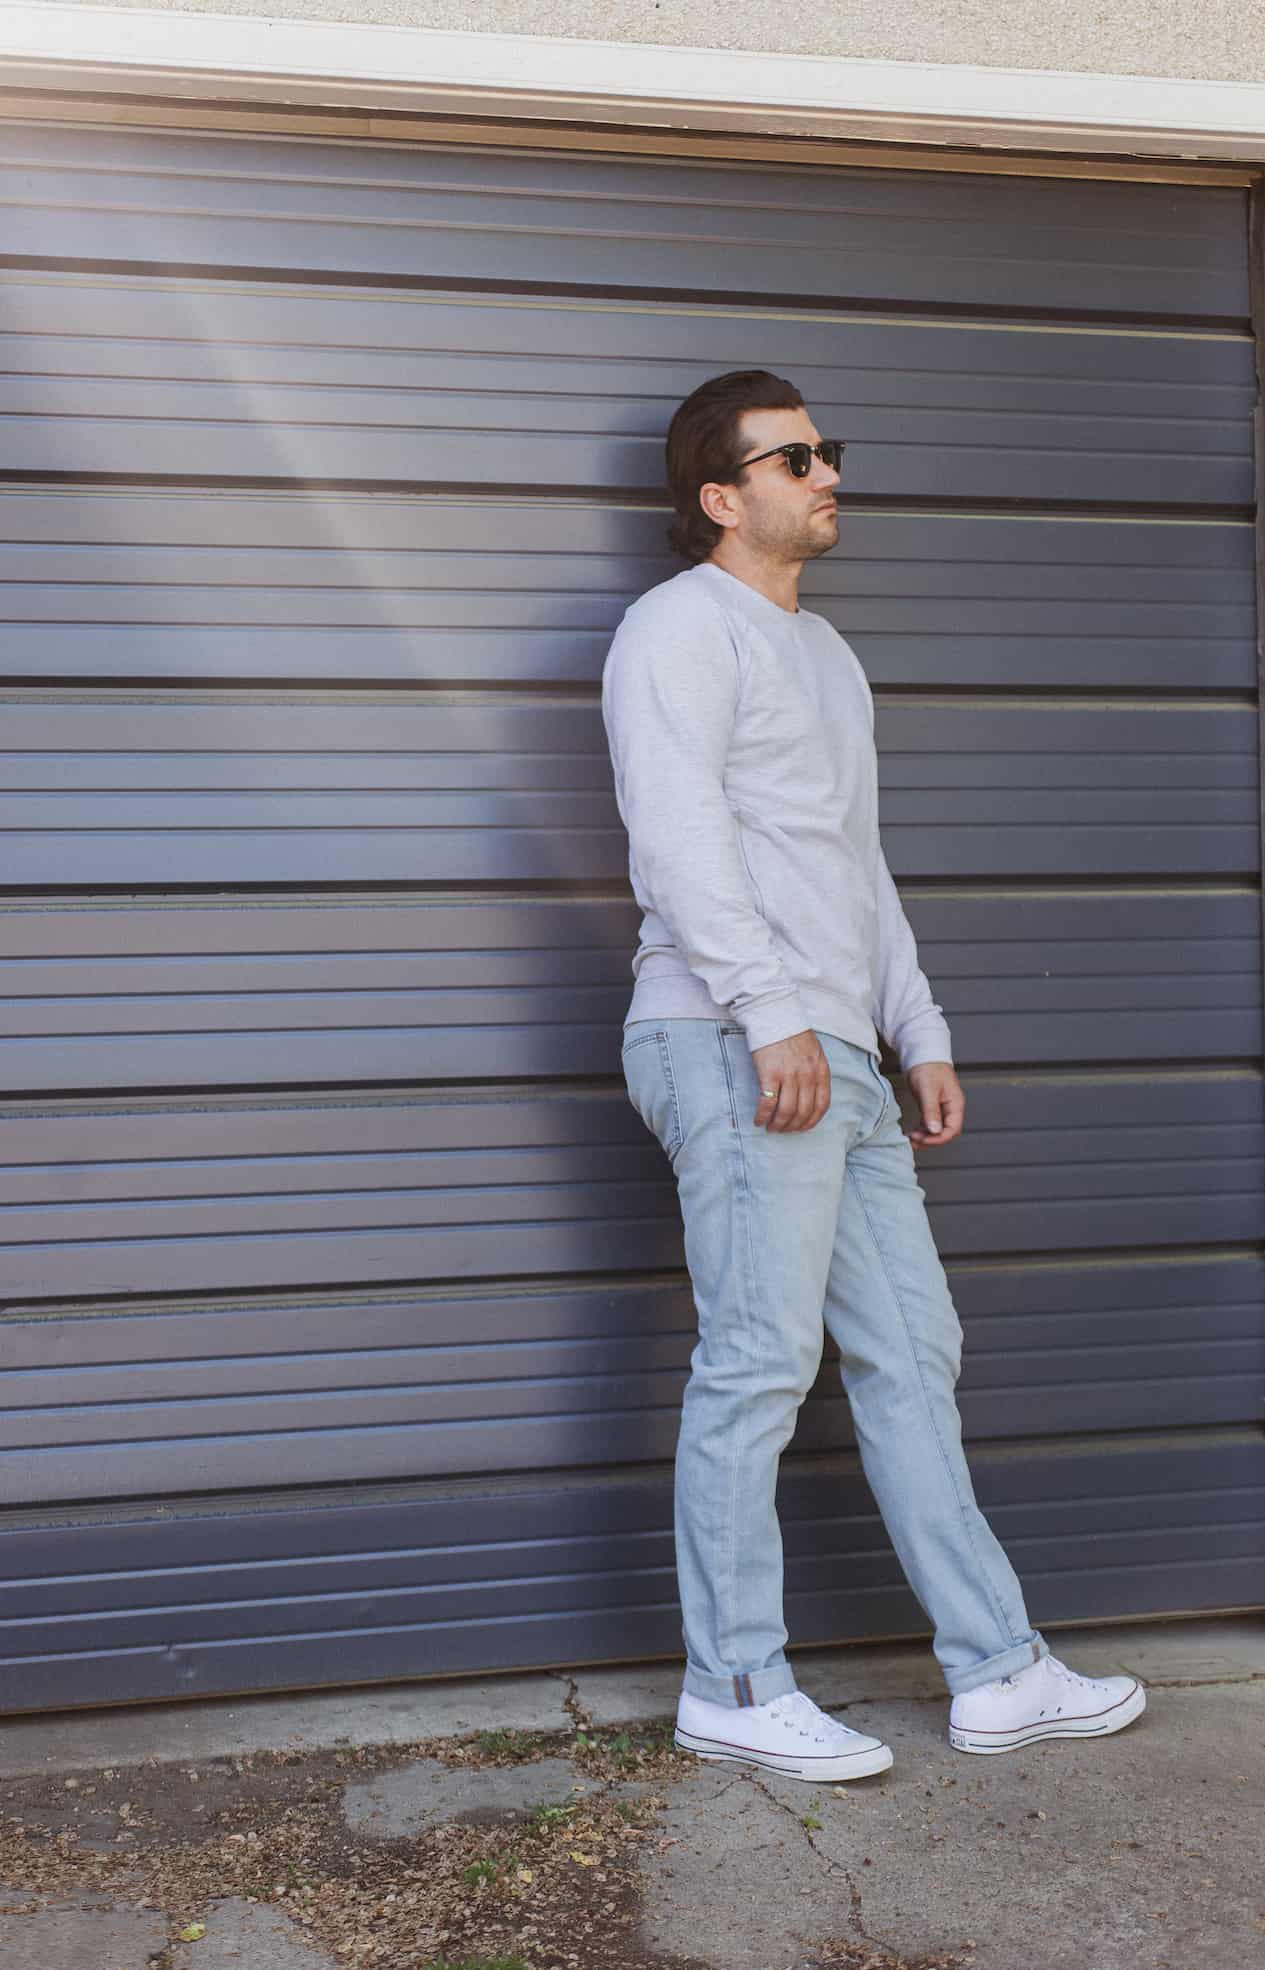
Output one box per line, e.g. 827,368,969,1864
0,1616,1260,1970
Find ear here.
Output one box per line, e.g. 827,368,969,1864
698,479,741,532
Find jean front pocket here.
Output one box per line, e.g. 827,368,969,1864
620,1026,683,1161
865,1051,897,1127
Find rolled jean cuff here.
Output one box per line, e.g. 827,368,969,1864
682,1660,798,1709
944,1631,1050,1697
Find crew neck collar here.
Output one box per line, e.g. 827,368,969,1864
694,560,802,627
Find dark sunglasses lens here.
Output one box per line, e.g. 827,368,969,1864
819,440,843,472
784,444,812,477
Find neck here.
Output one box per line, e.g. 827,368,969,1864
706,539,801,614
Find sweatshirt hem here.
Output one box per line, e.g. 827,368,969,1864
625,978,881,1060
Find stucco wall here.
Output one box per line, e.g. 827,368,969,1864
62,0,1265,85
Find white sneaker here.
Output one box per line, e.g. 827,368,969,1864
948,1652,1146,1754
675,1687,893,1782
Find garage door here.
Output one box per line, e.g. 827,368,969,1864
1,120,1262,1713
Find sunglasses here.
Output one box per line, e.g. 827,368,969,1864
736,438,846,479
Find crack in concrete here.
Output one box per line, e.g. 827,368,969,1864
1114,1668,1265,1689
704,1770,749,1802
746,1771,977,1969
550,1671,595,1734
747,1772,867,1936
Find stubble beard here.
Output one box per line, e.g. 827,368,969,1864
749,500,839,566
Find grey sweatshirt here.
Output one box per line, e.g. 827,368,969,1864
600,559,953,1071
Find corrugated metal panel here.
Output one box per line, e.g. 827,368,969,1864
0,121,1259,1713
1,1435,1261,1714
0,271,1254,502
0,695,1255,885
3,1254,1262,1507
0,127,1249,317
0,888,1258,1094
1,1069,1261,1311
0,494,1252,689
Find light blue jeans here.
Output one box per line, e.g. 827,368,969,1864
621,1018,1049,1706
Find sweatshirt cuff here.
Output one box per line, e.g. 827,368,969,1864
736,993,813,1053
895,1015,954,1073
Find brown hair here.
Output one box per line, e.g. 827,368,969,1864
664,369,805,563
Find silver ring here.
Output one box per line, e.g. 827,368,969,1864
760,1088,777,1097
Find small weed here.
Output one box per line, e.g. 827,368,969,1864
474,1729,538,1761
418,1958,532,1970
802,1812,824,1830
461,1858,499,1886
573,1719,679,1769
525,1801,578,1832
606,1730,636,1769
574,1727,636,1768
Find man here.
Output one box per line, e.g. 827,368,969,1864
600,369,1146,1782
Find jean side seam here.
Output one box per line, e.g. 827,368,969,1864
715,1022,763,1678
845,1158,1024,1652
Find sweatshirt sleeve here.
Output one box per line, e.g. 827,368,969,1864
601,597,812,1052
871,844,954,1072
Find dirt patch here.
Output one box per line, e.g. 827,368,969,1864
0,1721,717,1970
808,1945,976,1969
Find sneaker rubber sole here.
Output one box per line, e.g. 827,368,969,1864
673,1723,893,1782
948,1678,1146,1754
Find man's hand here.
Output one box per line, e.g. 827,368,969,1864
750,1029,831,1132
905,1060,965,1148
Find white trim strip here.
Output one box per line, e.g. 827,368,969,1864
1,0,1264,161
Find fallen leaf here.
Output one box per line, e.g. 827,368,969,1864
570,1850,598,1866
177,1921,207,1942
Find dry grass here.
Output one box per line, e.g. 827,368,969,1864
0,1721,713,1970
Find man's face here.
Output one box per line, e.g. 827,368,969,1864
720,405,841,562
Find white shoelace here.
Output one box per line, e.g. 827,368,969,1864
765,1690,866,1743
995,1656,1114,1697
1044,1655,1116,1696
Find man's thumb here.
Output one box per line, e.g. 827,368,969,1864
924,1112,942,1134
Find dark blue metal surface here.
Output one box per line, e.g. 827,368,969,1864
0,124,1258,1713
